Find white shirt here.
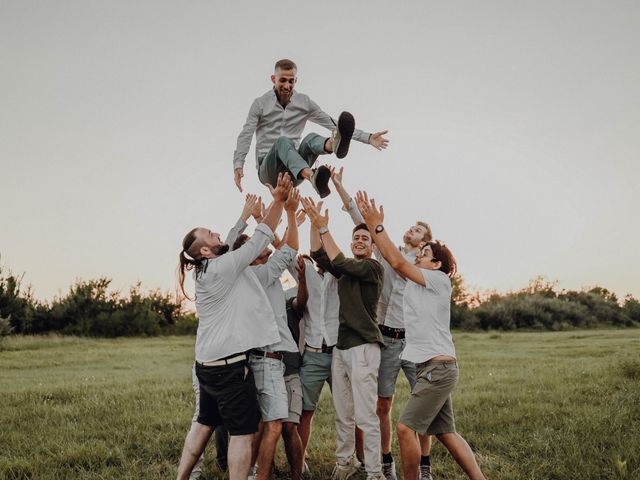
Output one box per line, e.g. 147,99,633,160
290,258,339,348
253,245,299,353
233,89,370,170
401,269,456,364
194,223,280,362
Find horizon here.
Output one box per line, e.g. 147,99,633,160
1,0,639,302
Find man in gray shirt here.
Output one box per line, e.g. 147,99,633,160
232,58,389,198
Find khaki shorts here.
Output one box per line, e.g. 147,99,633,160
284,374,303,424
399,361,458,436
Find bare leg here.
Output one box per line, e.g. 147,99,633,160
436,432,486,480
256,420,282,480
324,138,334,153
397,423,420,480
355,426,365,464
376,396,394,455
420,433,432,455
282,422,304,480
299,168,312,181
298,410,314,458
177,422,213,480
227,434,254,480
250,420,264,470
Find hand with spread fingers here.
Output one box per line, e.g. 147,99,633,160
330,166,344,189
241,194,259,222
285,188,301,212
368,130,389,151
251,198,266,222
267,173,293,202
301,197,328,229
355,190,385,227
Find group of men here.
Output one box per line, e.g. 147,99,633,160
175,59,486,480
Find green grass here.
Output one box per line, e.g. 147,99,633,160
1,330,639,479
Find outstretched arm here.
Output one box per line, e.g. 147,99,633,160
260,173,292,233
302,197,342,262
282,188,301,251
355,191,425,286
292,256,309,316
225,194,259,246
330,166,364,224
233,98,261,192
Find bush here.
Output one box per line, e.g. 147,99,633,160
0,264,36,333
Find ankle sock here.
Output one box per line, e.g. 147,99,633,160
420,455,431,466
382,452,393,464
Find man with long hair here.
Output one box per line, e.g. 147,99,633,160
175,174,291,480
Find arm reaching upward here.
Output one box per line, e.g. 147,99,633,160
302,197,342,262
355,190,425,286
260,173,292,233
330,166,364,224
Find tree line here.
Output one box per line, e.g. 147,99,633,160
1,264,638,341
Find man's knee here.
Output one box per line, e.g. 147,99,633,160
275,136,294,149
263,419,283,437
282,422,297,438
377,396,393,417
397,422,415,439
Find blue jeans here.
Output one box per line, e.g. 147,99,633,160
258,133,328,187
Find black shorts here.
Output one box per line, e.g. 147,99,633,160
195,360,260,436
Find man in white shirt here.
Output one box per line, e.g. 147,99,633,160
332,168,435,480
232,58,389,198
175,174,292,480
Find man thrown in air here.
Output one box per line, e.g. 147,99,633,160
232,58,389,198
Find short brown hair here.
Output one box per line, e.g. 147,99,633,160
426,240,457,277
416,221,433,242
275,59,297,72
352,223,370,235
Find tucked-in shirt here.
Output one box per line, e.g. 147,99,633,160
312,249,384,350
288,258,339,348
194,224,280,362
343,198,415,328
233,89,371,170
401,269,456,363
252,245,299,353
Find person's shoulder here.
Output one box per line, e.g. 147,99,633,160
364,257,384,274
421,269,451,289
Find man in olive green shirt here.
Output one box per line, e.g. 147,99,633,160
303,198,385,480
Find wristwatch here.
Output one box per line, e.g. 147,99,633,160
318,227,329,235
375,224,385,234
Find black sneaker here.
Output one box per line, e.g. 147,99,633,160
311,165,331,198
332,111,355,159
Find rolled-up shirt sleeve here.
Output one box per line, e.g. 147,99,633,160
254,244,298,287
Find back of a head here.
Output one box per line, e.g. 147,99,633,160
428,241,457,277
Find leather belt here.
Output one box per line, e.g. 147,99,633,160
197,353,247,367
379,324,406,339
305,344,334,354
249,349,284,360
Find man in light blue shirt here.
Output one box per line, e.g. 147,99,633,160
233,58,389,198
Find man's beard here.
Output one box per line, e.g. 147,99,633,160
213,244,230,256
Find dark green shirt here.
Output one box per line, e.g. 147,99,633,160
311,249,384,350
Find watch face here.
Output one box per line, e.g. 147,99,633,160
375,225,384,233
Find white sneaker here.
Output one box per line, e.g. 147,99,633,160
247,464,257,480
419,464,434,480
367,473,387,480
302,460,310,475
331,461,360,480
381,459,397,480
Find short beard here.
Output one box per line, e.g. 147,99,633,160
212,244,230,256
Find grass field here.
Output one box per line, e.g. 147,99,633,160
1,329,639,480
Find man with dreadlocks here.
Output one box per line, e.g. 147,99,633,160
175,173,292,480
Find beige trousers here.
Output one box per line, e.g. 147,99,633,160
331,343,382,474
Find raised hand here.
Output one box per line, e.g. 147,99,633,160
285,188,301,212
267,173,293,202
330,166,344,188
241,193,258,221
301,197,328,229
355,190,384,226
234,167,244,192
251,197,265,221
368,130,389,151
295,209,307,227
295,255,306,278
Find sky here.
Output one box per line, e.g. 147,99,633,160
1,0,639,302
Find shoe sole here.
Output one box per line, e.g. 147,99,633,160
315,165,331,198
335,111,355,159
